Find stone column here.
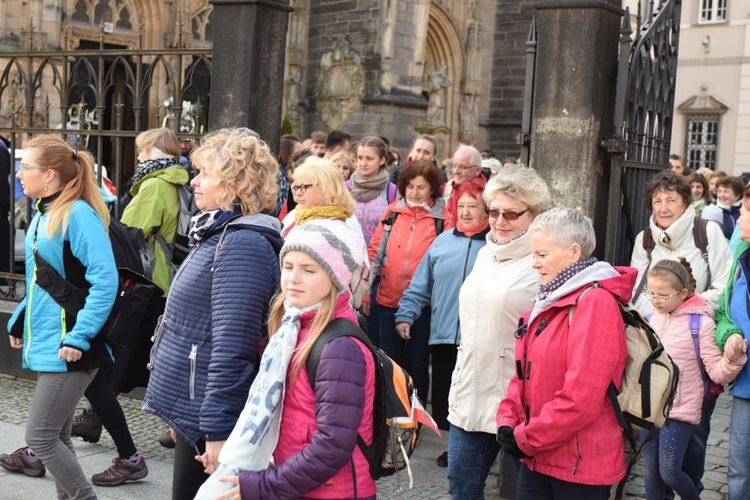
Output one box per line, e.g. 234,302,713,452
207,0,293,152
528,0,623,255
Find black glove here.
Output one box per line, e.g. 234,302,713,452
496,426,530,459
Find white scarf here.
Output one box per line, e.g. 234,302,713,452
195,301,318,499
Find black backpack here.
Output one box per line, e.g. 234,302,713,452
154,181,199,268
306,318,419,479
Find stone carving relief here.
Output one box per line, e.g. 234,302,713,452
425,65,453,126
459,94,479,139
314,37,365,131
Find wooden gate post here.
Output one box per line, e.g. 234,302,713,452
528,0,623,257
207,0,293,152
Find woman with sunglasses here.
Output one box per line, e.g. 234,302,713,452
3,135,118,499
447,168,550,499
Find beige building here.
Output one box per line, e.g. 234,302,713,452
625,0,750,174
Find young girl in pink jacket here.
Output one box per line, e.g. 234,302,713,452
644,258,747,500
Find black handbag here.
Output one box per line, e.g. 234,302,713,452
32,222,159,349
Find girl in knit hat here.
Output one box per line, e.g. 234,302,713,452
202,219,377,500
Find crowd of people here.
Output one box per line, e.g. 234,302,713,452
2,127,750,500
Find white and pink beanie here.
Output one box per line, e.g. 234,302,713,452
279,219,365,293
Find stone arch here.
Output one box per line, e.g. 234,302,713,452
424,3,463,158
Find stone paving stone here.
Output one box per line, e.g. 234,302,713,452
0,375,733,499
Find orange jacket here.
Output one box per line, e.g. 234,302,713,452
367,198,453,309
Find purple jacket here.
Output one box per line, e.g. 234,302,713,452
239,296,376,499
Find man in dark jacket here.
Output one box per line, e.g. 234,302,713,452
389,134,438,184
0,115,11,276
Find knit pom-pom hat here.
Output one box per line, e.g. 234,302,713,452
279,219,365,293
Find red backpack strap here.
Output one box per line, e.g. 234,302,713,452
633,228,656,303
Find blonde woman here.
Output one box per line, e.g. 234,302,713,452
330,151,354,181
142,128,284,500
4,135,118,498
281,157,369,307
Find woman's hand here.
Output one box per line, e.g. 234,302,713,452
216,475,241,500
58,346,82,363
8,336,22,349
360,302,371,317
724,334,747,362
395,322,412,340
196,440,226,475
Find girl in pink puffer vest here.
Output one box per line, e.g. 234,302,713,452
643,258,747,500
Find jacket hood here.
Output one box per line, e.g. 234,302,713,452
392,196,446,219
131,165,189,194
530,263,638,323
225,213,284,254
671,292,714,318
483,230,533,264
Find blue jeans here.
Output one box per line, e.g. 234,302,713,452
681,397,716,493
642,420,700,500
729,396,750,499
516,463,611,500
378,305,430,403
447,424,502,499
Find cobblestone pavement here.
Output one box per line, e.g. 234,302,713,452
0,374,731,499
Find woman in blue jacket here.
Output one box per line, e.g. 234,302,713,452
1,135,118,499
395,180,489,467
142,128,283,500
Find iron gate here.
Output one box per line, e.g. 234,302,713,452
0,29,212,300
604,0,682,265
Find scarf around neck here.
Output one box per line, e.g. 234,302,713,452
295,205,349,226
456,218,489,238
189,205,242,244
195,301,319,499
129,157,179,194
348,168,389,203
535,257,598,302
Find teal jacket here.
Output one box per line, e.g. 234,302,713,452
121,166,189,296
7,200,118,372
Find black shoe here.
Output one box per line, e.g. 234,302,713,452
91,455,149,486
158,430,175,449
436,451,448,467
71,408,102,443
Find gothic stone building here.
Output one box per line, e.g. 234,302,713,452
0,0,535,160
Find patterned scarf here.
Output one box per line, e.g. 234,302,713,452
348,168,389,203
189,205,242,244
128,157,179,194
195,302,319,499
295,205,349,226
536,257,598,302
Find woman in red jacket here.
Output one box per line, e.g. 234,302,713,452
497,208,636,499
368,160,451,403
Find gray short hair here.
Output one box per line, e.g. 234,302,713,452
482,167,551,215
529,208,596,258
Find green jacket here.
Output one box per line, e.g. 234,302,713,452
121,166,189,296
715,240,750,350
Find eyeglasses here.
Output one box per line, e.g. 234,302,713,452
486,208,529,221
291,183,315,194
450,161,480,172
18,164,47,173
645,290,680,303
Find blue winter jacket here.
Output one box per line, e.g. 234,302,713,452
395,226,488,345
7,199,117,372
142,213,283,447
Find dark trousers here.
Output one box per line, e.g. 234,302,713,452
173,435,207,500
516,463,611,500
366,278,381,347
379,306,431,404
84,367,137,459
431,344,458,431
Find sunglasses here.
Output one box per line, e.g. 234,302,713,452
486,208,529,221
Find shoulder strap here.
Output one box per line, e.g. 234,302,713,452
371,211,398,278
435,217,444,235
688,313,711,390
633,228,656,303
387,183,398,204
693,216,711,286
306,318,373,391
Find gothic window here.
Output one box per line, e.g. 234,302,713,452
699,0,727,24
191,4,214,43
116,4,132,30
71,0,136,31
685,116,720,171
94,0,113,24
72,0,89,23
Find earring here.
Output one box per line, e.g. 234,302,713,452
44,184,48,193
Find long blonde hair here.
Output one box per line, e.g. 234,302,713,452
24,135,110,237
294,157,355,216
266,286,338,384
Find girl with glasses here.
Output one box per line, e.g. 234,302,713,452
643,258,745,500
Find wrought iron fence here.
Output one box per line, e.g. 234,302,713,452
604,0,682,265
1,30,212,299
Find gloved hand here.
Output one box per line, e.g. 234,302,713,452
496,426,530,459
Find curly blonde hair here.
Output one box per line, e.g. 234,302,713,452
191,128,279,214
293,157,355,216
